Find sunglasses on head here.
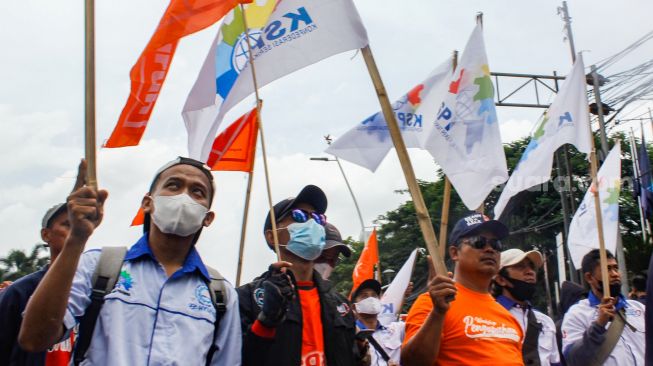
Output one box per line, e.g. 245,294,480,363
290,208,327,226
460,235,503,251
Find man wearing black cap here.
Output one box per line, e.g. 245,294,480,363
352,279,404,366
19,158,242,366
0,202,75,366
401,212,524,366
314,223,352,280
237,185,370,366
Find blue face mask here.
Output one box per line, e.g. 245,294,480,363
283,219,326,260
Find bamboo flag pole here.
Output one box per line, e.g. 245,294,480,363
584,57,611,298
361,46,447,276
85,0,97,189
438,50,458,259
240,5,281,260
235,131,258,286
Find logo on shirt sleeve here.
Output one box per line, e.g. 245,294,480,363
254,287,265,307
114,270,133,295
336,302,350,316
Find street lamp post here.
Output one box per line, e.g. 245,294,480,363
309,156,366,241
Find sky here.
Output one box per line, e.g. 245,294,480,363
1,0,652,284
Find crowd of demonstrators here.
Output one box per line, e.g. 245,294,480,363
18,158,242,365
493,249,561,366
401,213,524,366
0,203,77,365
2,159,651,366
351,279,404,366
236,185,370,366
561,249,645,365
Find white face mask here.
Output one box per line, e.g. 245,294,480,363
314,263,334,279
151,193,208,237
355,296,382,315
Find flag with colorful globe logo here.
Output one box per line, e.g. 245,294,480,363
183,0,369,161
326,58,452,171
420,23,508,210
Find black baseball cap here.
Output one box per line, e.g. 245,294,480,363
351,279,382,301
449,212,509,245
324,223,352,257
263,185,327,232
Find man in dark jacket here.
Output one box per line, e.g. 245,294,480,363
237,185,369,366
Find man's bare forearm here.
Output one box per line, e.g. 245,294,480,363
18,234,88,351
401,311,445,366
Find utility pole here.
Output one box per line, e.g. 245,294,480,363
590,64,610,157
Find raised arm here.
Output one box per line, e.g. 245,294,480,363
401,275,456,366
19,163,107,351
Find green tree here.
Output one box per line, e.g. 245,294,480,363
329,132,652,314
0,244,49,281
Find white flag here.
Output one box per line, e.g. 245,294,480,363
493,56,593,218
325,59,452,171
183,0,369,161
568,143,622,268
378,249,418,326
421,24,508,210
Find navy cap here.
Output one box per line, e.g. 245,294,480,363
263,185,327,233
448,212,509,245
351,279,382,301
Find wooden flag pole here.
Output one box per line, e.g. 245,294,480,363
361,46,447,276
84,0,97,189
438,51,458,259
240,5,281,260
236,168,255,286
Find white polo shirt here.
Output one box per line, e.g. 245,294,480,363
561,292,645,366
497,295,561,366
63,235,242,366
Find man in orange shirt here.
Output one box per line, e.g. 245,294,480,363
401,213,524,366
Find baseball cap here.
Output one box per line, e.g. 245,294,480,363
323,223,352,257
263,185,327,232
449,212,509,245
144,157,215,234
42,203,67,229
499,248,543,270
351,279,382,301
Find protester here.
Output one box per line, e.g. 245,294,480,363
0,203,77,365
352,279,404,366
314,223,352,280
237,185,370,366
561,249,645,365
401,212,524,366
629,274,646,303
18,158,241,365
494,248,561,366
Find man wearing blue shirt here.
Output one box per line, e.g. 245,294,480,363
19,158,242,365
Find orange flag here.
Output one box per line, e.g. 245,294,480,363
130,107,258,226
351,228,379,295
105,0,250,148
207,107,258,172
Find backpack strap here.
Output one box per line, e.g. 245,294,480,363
590,308,627,366
204,265,228,366
73,246,127,366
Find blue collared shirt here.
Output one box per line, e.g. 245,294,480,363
587,289,628,310
63,235,241,366
497,295,561,366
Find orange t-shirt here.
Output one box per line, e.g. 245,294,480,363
298,281,325,366
404,283,524,366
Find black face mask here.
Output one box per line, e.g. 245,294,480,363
597,280,622,297
504,276,537,302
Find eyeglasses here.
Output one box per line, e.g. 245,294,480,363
290,208,327,226
461,236,503,251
